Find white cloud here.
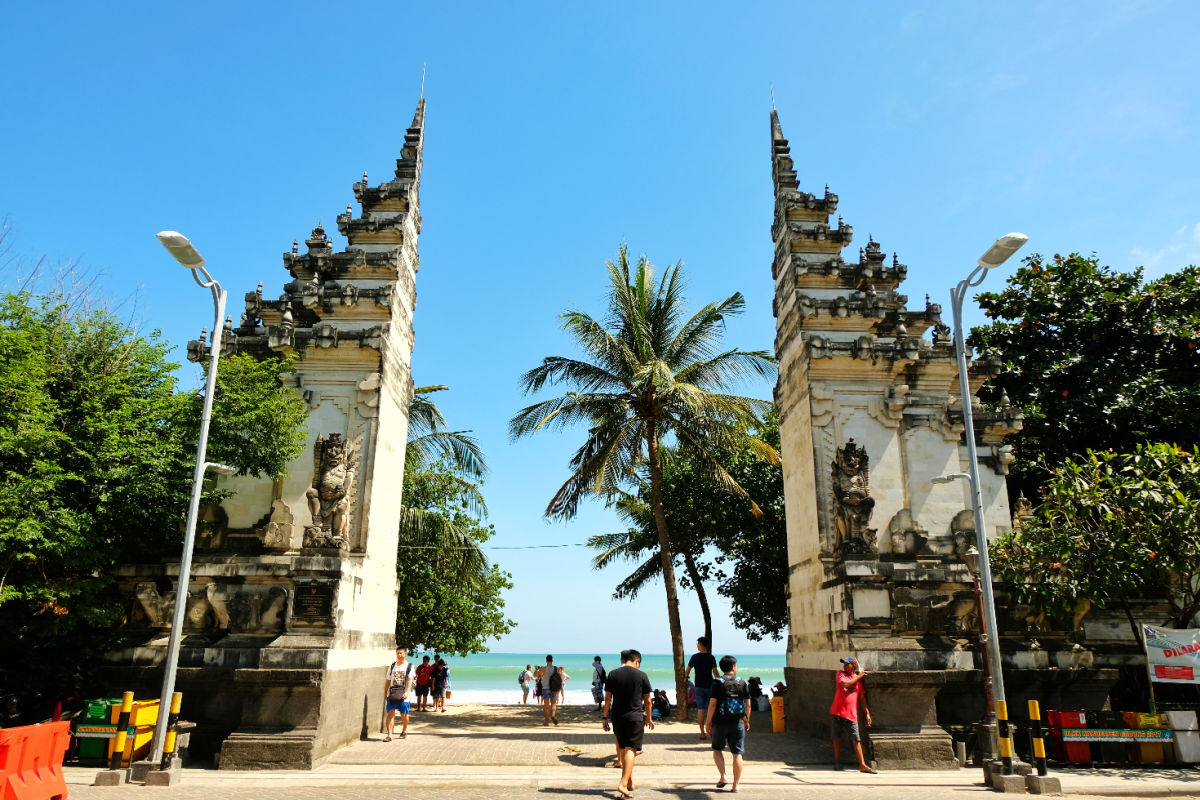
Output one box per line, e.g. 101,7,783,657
1130,222,1200,276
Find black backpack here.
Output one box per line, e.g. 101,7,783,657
549,666,563,692
717,676,747,721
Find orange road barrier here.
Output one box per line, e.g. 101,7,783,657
0,721,71,800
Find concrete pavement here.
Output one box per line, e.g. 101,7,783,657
62,705,1200,798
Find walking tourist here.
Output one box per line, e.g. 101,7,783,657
415,655,433,711
519,663,534,704
533,663,545,704
591,655,607,709
704,654,750,792
541,655,568,725
602,648,654,798
383,646,414,741
687,636,720,737
830,656,876,773
431,656,449,712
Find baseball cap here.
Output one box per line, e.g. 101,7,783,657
839,656,857,664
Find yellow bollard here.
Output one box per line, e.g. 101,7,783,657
996,700,1014,775
161,692,183,768
1028,700,1048,776
107,692,134,770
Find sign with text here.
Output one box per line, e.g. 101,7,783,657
1144,624,1200,684
1061,728,1173,742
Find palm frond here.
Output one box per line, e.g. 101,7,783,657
397,505,489,582
406,430,488,478
613,553,665,600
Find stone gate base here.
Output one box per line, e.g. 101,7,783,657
101,658,387,769
784,666,1120,770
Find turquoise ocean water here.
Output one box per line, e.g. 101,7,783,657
417,651,786,705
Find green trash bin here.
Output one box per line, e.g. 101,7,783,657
75,698,121,765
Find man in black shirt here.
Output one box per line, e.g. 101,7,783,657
602,648,655,799
686,636,719,738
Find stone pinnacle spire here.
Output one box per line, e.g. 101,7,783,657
771,110,799,193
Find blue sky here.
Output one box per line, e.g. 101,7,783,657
2,1,1198,655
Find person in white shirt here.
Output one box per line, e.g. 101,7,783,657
383,647,415,740
519,664,534,704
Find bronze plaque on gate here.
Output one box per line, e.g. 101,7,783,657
293,584,334,620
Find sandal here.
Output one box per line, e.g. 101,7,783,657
383,735,391,742
716,779,727,789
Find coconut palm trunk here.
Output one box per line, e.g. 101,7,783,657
681,549,713,648
647,419,690,720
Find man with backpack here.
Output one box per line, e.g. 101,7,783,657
383,646,415,741
519,663,534,704
704,654,750,792
541,654,568,725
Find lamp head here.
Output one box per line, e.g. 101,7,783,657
931,473,970,485
978,233,1028,270
156,231,206,270
205,462,237,477
962,546,980,577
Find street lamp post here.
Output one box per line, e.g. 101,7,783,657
937,232,1027,771
963,546,997,727
148,232,231,766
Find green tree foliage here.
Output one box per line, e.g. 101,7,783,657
395,386,513,655
991,444,1200,633
510,246,777,718
588,409,788,644
0,289,306,712
395,464,514,655
969,253,1200,497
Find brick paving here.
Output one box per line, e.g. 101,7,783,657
58,704,1200,798
333,706,827,767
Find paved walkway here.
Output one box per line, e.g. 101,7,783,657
60,706,1200,798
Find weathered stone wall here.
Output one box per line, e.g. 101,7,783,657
103,99,428,769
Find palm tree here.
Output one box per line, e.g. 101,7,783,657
400,385,489,579
587,471,716,647
510,245,777,719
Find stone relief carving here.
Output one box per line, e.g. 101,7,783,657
887,508,928,556
356,373,381,419
195,503,229,551
1012,491,1034,531
304,433,360,550
950,509,975,555
206,582,232,629
259,499,296,550
135,581,170,627
832,439,877,555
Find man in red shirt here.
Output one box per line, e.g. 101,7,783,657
830,656,876,773
414,655,434,711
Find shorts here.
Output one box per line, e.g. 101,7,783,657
387,698,411,714
432,684,445,699
416,684,430,698
695,687,712,714
711,720,745,755
521,683,530,695
831,714,860,742
612,715,646,751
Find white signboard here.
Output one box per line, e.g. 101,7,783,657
1144,624,1200,684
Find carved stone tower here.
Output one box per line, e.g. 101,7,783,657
104,99,427,769
769,110,1026,766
